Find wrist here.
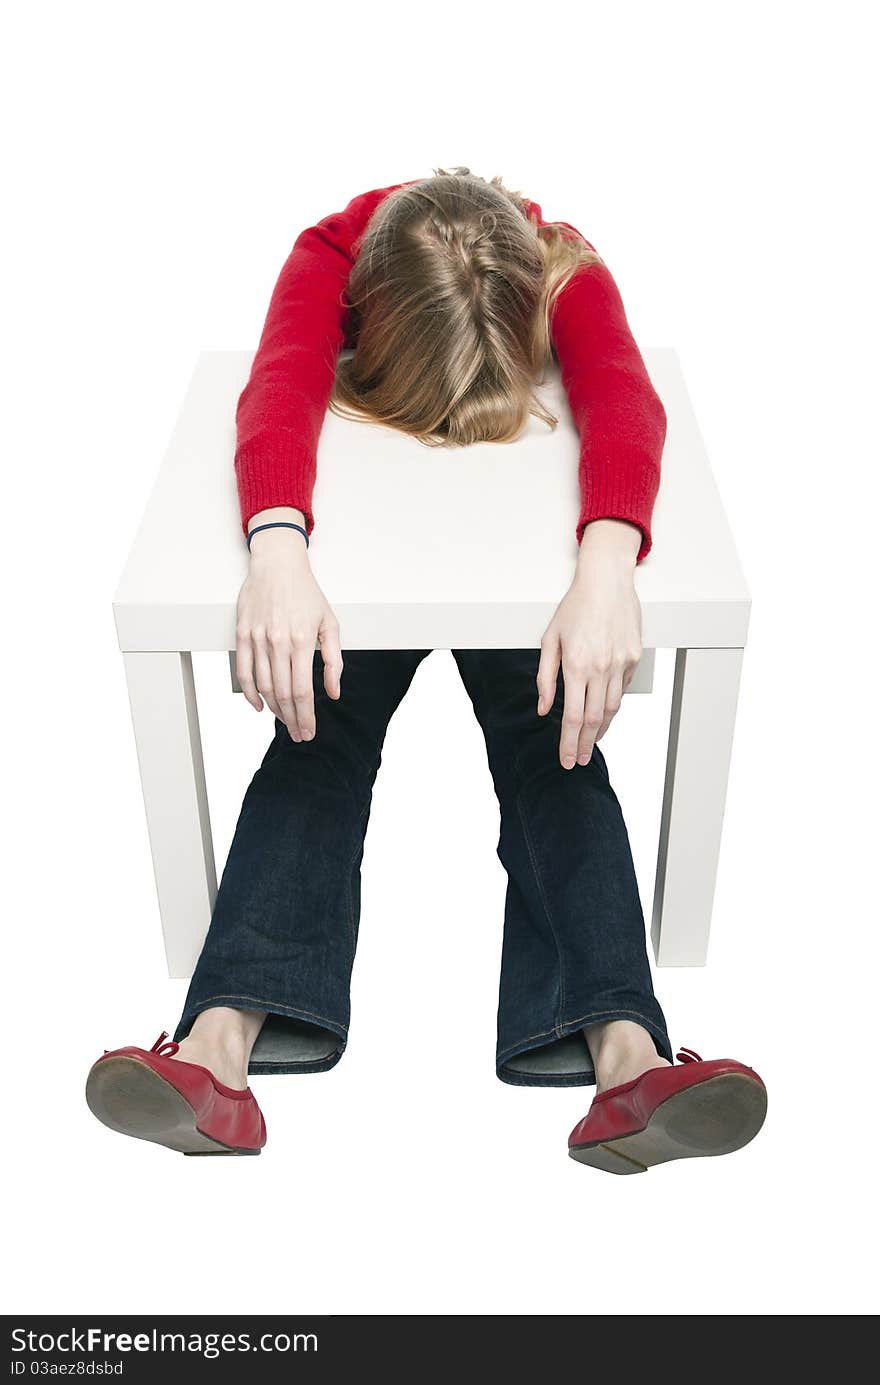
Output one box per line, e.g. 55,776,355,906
247,507,310,561
576,518,641,571
248,527,310,562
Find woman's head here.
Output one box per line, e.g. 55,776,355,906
329,166,602,446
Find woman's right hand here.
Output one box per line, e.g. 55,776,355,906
235,512,343,742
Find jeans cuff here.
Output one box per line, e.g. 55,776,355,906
173,996,348,1076
496,1009,673,1088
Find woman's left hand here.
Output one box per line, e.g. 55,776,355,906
537,519,644,769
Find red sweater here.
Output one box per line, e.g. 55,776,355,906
235,179,666,561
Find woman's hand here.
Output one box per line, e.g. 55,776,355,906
235,509,342,742
537,519,643,768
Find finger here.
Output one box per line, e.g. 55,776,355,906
536,634,560,715
267,632,299,740
576,669,609,765
235,630,263,712
253,635,283,724
291,635,317,740
595,666,625,745
559,662,587,769
318,618,344,700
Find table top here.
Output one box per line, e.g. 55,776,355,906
114,348,749,652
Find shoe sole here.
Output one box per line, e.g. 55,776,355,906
86,1056,261,1156
569,1072,767,1175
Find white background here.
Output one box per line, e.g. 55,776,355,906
3,0,877,1316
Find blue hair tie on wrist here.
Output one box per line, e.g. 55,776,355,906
246,521,309,552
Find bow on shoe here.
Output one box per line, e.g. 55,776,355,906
150,1030,180,1057
103,1030,181,1057
675,1047,703,1064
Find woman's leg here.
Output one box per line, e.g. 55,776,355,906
171,1006,267,1090
451,647,673,1088
171,647,432,1080
583,1018,670,1093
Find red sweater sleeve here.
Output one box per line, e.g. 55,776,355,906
234,181,411,537
238,183,665,561
528,205,667,562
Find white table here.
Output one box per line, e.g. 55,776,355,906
114,349,750,976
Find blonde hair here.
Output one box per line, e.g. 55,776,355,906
328,165,603,446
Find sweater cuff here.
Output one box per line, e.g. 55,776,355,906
576,457,661,563
234,434,316,539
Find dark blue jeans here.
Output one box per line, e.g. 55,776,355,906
174,649,672,1086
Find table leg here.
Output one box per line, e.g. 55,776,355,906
651,646,745,966
122,651,217,977
229,649,241,694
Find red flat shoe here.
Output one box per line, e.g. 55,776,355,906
568,1047,767,1175
86,1032,267,1156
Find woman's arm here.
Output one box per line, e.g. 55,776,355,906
548,225,667,563
235,180,411,537
234,180,412,744
533,219,666,768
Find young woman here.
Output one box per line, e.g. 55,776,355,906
86,167,767,1173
